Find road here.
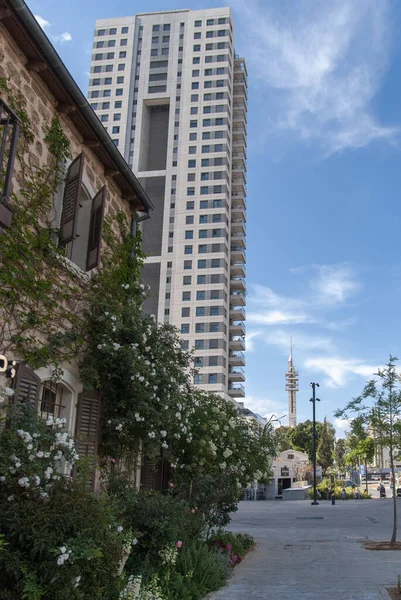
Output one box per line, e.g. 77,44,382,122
208,498,401,599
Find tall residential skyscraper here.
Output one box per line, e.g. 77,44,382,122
88,8,247,403
285,339,298,427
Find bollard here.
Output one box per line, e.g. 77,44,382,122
331,494,335,506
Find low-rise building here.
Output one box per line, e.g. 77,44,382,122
266,449,309,498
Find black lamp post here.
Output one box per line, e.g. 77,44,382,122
310,382,320,506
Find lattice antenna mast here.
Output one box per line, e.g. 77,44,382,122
285,337,299,427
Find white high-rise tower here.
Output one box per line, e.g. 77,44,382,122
88,8,247,403
285,338,298,427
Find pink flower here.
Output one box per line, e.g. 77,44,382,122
191,509,196,513
176,541,182,548
168,482,174,488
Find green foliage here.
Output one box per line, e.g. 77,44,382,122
345,437,374,466
335,356,401,542
274,425,292,453
208,529,255,557
334,438,346,468
317,417,334,471
0,79,86,368
0,403,124,600
173,540,229,598
287,420,323,460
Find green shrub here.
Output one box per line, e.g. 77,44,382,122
209,529,255,558
119,488,204,580
174,539,229,597
0,404,123,600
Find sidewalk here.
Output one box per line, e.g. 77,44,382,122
208,499,400,599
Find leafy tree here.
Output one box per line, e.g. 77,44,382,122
274,426,291,453
317,417,334,471
334,438,346,469
335,356,401,544
287,420,323,461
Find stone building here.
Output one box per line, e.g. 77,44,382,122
0,0,153,483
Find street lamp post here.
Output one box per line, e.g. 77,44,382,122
310,382,320,506
364,454,368,495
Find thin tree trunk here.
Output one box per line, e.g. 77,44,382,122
390,447,397,544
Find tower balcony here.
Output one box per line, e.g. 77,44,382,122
228,383,245,398
230,306,245,321
233,124,247,139
232,137,247,152
230,291,246,306
231,219,246,236
231,245,246,263
232,160,247,176
230,232,246,249
233,97,247,112
231,181,246,198
229,320,245,336
233,108,247,123
232,148,247,161
229,351,245,367
229,367,246,382
230,261,246,278
232,170,246,186
231,204,246,221
230,336,246,351
230,276,246,293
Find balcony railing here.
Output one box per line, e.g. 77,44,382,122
230,367,245,375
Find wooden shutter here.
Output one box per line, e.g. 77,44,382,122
59,153,84,245
0,199,13,230
13,363,40,409
75,390,101,458
141,451,171,491
86,186,105,271
141,456,162,490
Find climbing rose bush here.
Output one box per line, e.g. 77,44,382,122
0,402,125,600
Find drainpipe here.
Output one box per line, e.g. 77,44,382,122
130,209,151,256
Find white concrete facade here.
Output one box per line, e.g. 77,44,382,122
88,8,247,402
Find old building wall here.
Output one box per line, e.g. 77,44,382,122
0,23,132,229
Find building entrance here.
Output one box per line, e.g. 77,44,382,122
278,477,292,496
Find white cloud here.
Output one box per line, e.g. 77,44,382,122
52,32,72,44
245,330,262,352
313,265,360,305
304,356,380,388
34,14,50,29
247,310,315,326
334,417,350,438
263,329,334,353
247,264,360,330
243,395,287,422
34,14,72,44
233,0,397,153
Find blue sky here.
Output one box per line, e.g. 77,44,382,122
28,0,401,436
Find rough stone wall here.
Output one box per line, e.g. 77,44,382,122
0,23,132,229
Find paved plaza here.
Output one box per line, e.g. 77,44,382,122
208,499,401,599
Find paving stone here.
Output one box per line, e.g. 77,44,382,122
208,499,401,599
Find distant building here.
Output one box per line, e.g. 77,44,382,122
266,449,309,498
285,338,298,427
